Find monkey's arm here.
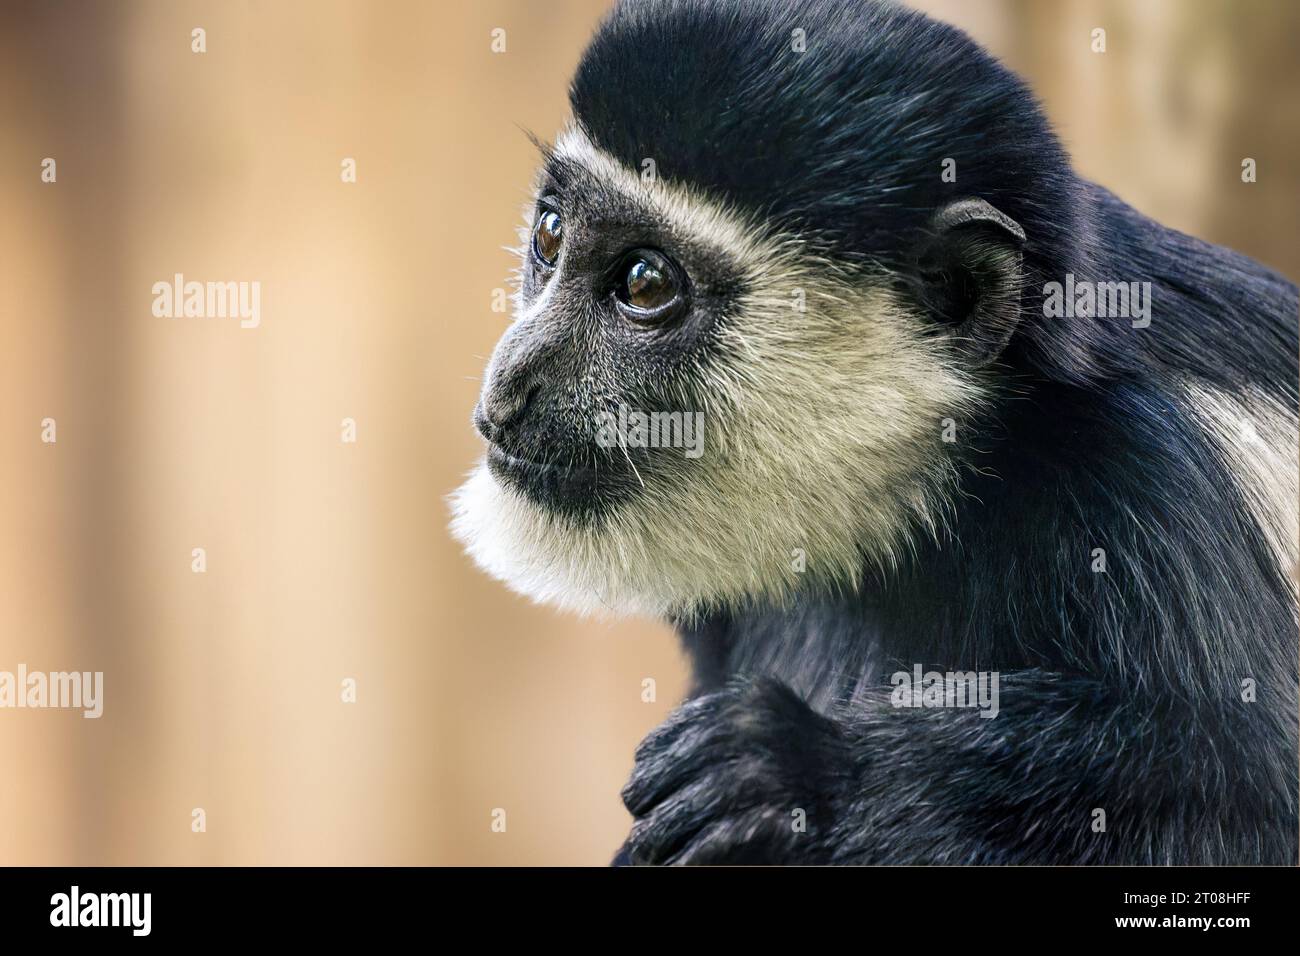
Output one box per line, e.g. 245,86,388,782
619,673,1284,865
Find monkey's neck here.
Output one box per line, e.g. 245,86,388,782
676,596,886,712
678,376,1296,710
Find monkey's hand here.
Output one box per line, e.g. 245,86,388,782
620,669,1293,865
619,676,852,865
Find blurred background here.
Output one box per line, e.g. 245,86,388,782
0,0,1296,865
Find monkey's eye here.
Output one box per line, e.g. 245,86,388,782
532,209,563,267
615,249,683,323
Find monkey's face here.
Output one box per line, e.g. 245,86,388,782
467,132,739,522
451,127,987,618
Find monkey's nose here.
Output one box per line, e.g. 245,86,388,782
474,378,538,441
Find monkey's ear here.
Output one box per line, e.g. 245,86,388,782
913,198,1027,368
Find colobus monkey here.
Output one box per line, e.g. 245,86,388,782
452,0,1299,864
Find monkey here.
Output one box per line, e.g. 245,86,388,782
451,0,1299,865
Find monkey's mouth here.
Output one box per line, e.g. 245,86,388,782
486,443,637,516
486,445,572,481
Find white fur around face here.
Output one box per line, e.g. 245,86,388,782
450,127,985,620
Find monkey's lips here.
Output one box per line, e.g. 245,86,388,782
486,443,633,515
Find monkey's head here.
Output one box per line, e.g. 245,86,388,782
452,0,1073,618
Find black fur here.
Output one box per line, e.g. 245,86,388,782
571,0,1300,864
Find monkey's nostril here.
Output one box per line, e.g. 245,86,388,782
480,380,539,436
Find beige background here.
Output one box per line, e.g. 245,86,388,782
1,0,1296,865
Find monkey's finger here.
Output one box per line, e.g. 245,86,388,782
621,714,734,816
624,777,726,865
631,690,727,765
665,806,793,866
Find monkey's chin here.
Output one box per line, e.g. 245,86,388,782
448,462,679,619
